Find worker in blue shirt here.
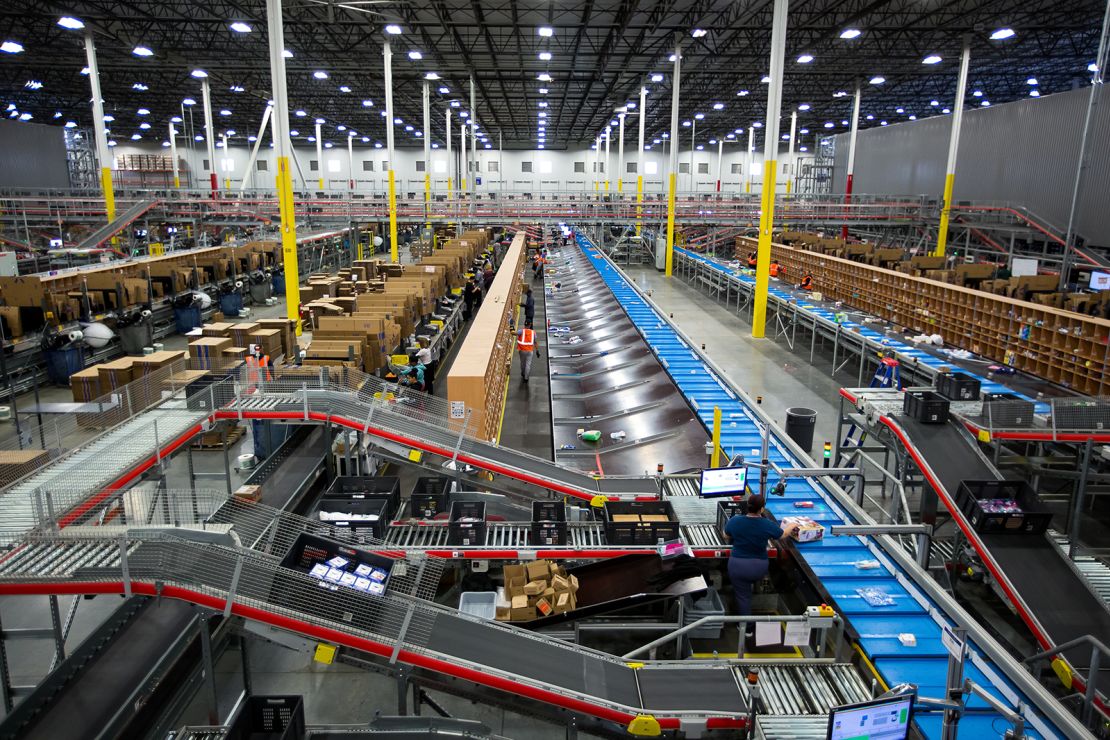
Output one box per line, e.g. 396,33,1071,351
723,494,798,620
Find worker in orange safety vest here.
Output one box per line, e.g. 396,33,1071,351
516,326,537,382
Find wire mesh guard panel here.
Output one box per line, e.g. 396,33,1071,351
0,534,440,655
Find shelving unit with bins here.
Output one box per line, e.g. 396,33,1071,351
736,237,1110,396
447,233,526,441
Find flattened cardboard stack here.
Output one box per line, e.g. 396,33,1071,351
230,322,261,348
202,322,235,338
496,559,580,622
189,337,231,370
257,318,297,360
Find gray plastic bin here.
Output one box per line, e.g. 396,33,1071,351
682,588,725,639
459,591,498,621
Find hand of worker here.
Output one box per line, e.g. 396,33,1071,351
786,523,801,538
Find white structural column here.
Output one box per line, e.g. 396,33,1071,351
314,120,324,190
383,39,398,261
715,138,724,192
745,127,754,193
637,85,646,233
752,0,788,339
842,85,861,239
604,126,611,191
347,132,355,191
469,76,477,195
689,119,696,192
422,80,431,227
786,110,797,194
239,104,272,196
617,111,626,193
264,0,301,331
664,35,681,277
459,121,467,229
168,122,181,189
934,39,971,258
445,109,453,200
200,77,218,194
220,133,231,189
83,32,115,226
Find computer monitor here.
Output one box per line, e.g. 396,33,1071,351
48,238,62,248
827,695,914,740
699,466,748,498
1090,271,1110,290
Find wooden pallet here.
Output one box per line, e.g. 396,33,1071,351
192,424,245,450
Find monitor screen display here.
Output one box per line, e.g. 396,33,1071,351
827,695,914,740
1090,271,1110,290
699,466,748,498
49,238,62,247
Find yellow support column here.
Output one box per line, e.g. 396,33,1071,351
388,168,398,262
665,172,676,277
752,157,778,338
711,406,722,468
933,173,955,257
425,172,431,230
276,156,302,334
636,175,643,236
100,167,116,226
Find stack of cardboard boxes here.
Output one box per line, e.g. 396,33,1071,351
497,560,581,622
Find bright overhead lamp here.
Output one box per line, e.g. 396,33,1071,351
290,129,300,136
538,26,554,37
450,100,461,107
229,85,245,92
909,115,917,120
930,99,939,106
691,28,707,38
171,115,182,122
315,117,325,124
393,117,403,124
536,144,543,149
131,133,141,140
539,51,552,61
695,144,703,150
324,142,334,148
895,107,904,113
865,115,873,120
694,112,704,120
64,121,77,128
797,103,810,111
869,76,885,85
653,138,661,144
990,28,1015,40
682,120,691,127
839,28,861,39
132,45,153,56
294,109,306,116
651,73,664,82
726,133,735,139
922,54,942,64
80,67,89,74
57,16,85,30
190,69,208,78
362,99,373,107
107,140,118,146
942,108,950,113
737,89,749,96
537,73,552,81
25,80,43,90
712,102,724,110
339,85,351,92
1026,77,1038,85
841,119,849,125
220,109,232,116
627,101,636,109
362,136,369,142
438,86,449,93
779,134,788,140
833,90,848,97
799,127,808,133
405,125,413,131
227,129,236,135
823,121,834,128
538,112,547,118
229,21,252,33
538,87,549,94
103,114,115,122
752,121,762,128
139,122,151,130
283,49,294,58
972,89,983,97
709,138,717,144
761,75,771,83
17,112,31,121
408,50,422,60
313,70,329,79
1088,62,1099,72
133,82,148,91
981,100,990,106
797,54,814,64
385,24,402,35
137,107,150,115
424,72,440,80
1030,89,1040,97
538,101,548,108
374,141,383,148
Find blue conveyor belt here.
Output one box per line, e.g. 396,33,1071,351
572,236,1063,739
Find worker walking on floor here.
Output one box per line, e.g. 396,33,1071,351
723,495,798,632
522,285,535,329
516,325,538,382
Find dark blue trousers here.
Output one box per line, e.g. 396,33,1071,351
727,557,769,616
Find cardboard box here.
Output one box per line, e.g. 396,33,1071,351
257,318,297,361
97,358,135,390
553,591,575,613
249,328,283,357
523,580,545,596
509,594,537,622
202,322,235,338
134,350,187,377
526,560,552,581
535,597,553,617
70,367,102,402
189,337,232,370
233,484,262,503
230,322,261,347
782,516,825,542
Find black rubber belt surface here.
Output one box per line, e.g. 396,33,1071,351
425,613,642,709
635,666,745,711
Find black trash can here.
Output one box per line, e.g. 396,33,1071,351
785,407,817,453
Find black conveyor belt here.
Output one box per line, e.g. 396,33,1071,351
895,415,1110,692
424,612,744,714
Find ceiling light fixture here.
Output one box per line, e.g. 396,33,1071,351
137,107,150,115
220,109,232,116
229,85,245,92
57,16,85,30
313,70,329,79
538,73,552,81
1030,89,1041,97
538,87,549,94
424,72,440,80
797,103,810,110
230,21,252,33
539,51,552,61
737,89,749,96
362,99,373,107
761,75,771,83
922,54,942,64
712,102,724,110
691,28,707,38
869,76,885,85
839,28,861,39
990,28,1015,40
797,54,814,64
438,86,449,93
538,26,553,37
283,49,293,58
408,50,422,60
24,80,43,90
190,69,208,78
385,24,402,35
651,73,664,83
132,45,153,56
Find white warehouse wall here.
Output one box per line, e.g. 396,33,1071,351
108,139,808,196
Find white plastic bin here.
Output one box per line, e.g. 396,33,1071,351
459,591,498,620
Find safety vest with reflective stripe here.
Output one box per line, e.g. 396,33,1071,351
517,328,536,352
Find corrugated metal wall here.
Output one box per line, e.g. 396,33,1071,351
0,120,70,189
831,86,1110,246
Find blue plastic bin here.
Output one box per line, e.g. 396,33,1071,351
174,305,202,334
271,271,286,295
219,292,244,316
